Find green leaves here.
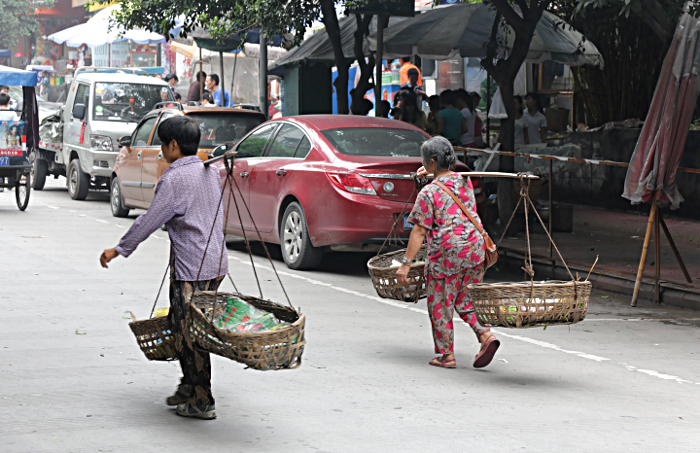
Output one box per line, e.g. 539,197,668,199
0,0,55,48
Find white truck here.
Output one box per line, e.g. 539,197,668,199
34,68,175,199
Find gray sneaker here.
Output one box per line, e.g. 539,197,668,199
166,384,192,406
176,403,216,420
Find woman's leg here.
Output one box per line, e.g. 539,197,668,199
426,273,461,355
454,265,490,340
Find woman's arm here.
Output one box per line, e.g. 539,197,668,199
396,225,429,284
461,118,468,134
539,125,548,143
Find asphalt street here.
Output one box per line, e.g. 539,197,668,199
1,179,699,452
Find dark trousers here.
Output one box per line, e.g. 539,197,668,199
168,277,222,407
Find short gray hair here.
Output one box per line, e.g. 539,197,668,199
420,136,457,170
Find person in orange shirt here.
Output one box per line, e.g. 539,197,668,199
399,57,422,87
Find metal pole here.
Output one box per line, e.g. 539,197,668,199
486,75,491,147
631,201,657,307
654,203,661,303
549,159,553,258
199,48,203,101
259,34,268,117
219,51,225,106
230,50,238,104
374,15,384,116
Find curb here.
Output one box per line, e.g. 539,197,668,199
492,250,700,312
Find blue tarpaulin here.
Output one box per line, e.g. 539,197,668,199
0,50,11,58
0,65,38,87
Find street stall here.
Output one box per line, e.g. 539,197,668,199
0,66,40,211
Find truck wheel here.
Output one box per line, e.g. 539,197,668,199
110,177,130,218
31,154,47,190
68,158,89,200
280,202,324,270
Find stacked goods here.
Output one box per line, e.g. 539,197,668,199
214,297,290,334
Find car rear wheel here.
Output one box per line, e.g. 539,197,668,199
30,153,47,190
110,177,130,218
68,158,89,200
280,202,323,270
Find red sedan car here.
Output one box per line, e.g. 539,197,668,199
215,115,468,270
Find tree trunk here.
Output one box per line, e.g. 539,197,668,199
320,0,350,114
351,14,375,114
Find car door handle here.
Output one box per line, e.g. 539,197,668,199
240,171,249,179
137,151,142,159
157,152,163,159
276,170,286,177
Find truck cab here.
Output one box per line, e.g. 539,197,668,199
35,70,174,199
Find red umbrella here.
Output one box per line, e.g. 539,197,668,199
622,5,700,209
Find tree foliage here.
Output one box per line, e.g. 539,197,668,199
0,0,55,49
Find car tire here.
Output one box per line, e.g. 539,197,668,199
280,202,323,270
31,153,47,190
110,176,130,218
68,158,89,200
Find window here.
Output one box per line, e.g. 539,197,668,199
187,112,264,149
74,84,90,114
93,82,174,122
236,123,277,158
151,113,175,147
267,124,305,158
294,136,312,159
320,128,427,157
132,117,158,147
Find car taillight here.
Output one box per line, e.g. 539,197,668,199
326,172,377,196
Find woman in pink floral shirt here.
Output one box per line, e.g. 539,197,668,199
397,136,500,369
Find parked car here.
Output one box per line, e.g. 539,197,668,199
110,105,266,217
214,115,469,270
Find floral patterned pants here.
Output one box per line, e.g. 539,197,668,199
168,276,223,408
426,266,489,354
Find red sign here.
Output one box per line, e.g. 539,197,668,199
0,148,21,156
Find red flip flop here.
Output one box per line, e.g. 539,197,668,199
429,356,456,368
473,334,500,368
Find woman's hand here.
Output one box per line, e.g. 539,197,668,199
100,248,120,269
396,263,411,284
416,166,428,177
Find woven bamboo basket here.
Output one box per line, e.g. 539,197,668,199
128,314,178,361
188,291,305,370
367,246,427,302
468,280,591,328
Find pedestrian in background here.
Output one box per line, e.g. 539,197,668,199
524,92,548,144
400,68,427,108
437,90,467,146
206,74,230,107
397,136,500,369
100,116,228,420
397,90,427,131
399,57,422,87
425,95,441,136
377,100,391,118
187,71,206,102
455,89,477,147
164,74,179,92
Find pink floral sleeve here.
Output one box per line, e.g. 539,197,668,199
408,188,435,229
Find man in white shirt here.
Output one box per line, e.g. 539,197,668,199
524,93,548,144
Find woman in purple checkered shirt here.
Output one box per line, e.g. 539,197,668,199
100,116,227,420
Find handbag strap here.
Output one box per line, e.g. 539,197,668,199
433,179,485,235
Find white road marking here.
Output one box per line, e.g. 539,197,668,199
94,219,109,224
46,206,59,210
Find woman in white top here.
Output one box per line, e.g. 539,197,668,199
455,89,476,146
524,92,548,144
513,95,529,146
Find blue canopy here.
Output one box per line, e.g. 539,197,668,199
0,65,38,87
0,50,11,58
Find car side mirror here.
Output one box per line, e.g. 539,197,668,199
211,144,228,158
119,135,132,148
72,103,86,120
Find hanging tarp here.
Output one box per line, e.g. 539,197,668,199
622,3,700,209
0,65,38,87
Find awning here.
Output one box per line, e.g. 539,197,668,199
0,65,38,86
0,49,11,58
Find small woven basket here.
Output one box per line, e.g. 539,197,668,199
367,246,427,302
188,291,306,370
128,315,178,361
468,280,591,328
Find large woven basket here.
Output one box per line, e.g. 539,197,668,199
468,280,591,328
128,315,178,361
367,246,427,302
188,291,305,370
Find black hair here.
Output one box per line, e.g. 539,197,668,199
209,74,220,86
174,93,182,101
0,93,10,107
0,85,8,91
421,136,457,170
428,95,440,110
439,89,456,107
514,95,524,112
525,92,544,113
398,90,419,124
378,100,391,118
202,92,212,103
455,88,474,113
157,116,201,156
165,73,179,82
196,71,207,82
